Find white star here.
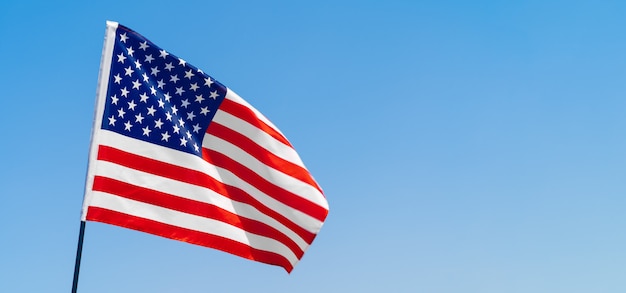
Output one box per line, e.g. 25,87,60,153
184,69,195,79
150,66,160,76
139,41,149,51
204,77,214,87
178,118,185,127
171,105,178,115
187,111,196,121
124,66,134,76
117,108,126,118
175,86,185,96
126,46,135,57
157,79,165,89
200,106,210,115
195,94,204,103
120,32,128,43
127,100,137,111
134,60,142,69
114,74,122,84
181,99,190,108
139,93,149,103
192,123,201,133
120,87,129,97
142,72,149,82
142,125,152,136
173,124,180,133
186,131,192,139
193,143,199,152
124,121,133,131
117,53,126,63
159,49,169,59
164,62,174,71
209,90,219,99
135,113,144,123
165,111,173,121
180,137,188,146
189,83,199,92
161,131,171,141
132,79,141,90
110,94,119,105
158,99,165,108
144,54,155,63
147,105,156,116
154,118,164,129
164,92,172,102
178,58,186,66
150,86,157,95
108,115,117,126
170,74,179,83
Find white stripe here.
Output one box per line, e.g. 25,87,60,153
204,134,328,209
82,21,119,221
89,130,325,233
210,110,305,167
224,90,286,138
89,191,299,264
95,160,310,249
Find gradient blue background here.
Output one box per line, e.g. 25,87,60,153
2,1,626,292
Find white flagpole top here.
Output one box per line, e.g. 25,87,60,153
106,20,118,29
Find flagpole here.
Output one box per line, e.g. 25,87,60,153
70,21,116,293
71,221,86,293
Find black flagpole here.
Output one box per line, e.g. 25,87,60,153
71,221,86,293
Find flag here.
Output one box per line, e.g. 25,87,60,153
81,21,329,273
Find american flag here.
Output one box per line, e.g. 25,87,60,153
81,21,329,272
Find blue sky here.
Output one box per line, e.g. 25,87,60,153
2,0,626,292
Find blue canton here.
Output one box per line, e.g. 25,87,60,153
102,25,227,156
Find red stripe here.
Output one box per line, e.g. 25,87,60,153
86,206,294,272
218,99,291,147
92,176,304,258
202,148,328,222
206,122,323,193
97,145,317,244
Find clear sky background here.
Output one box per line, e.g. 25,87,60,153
2,0,626,292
